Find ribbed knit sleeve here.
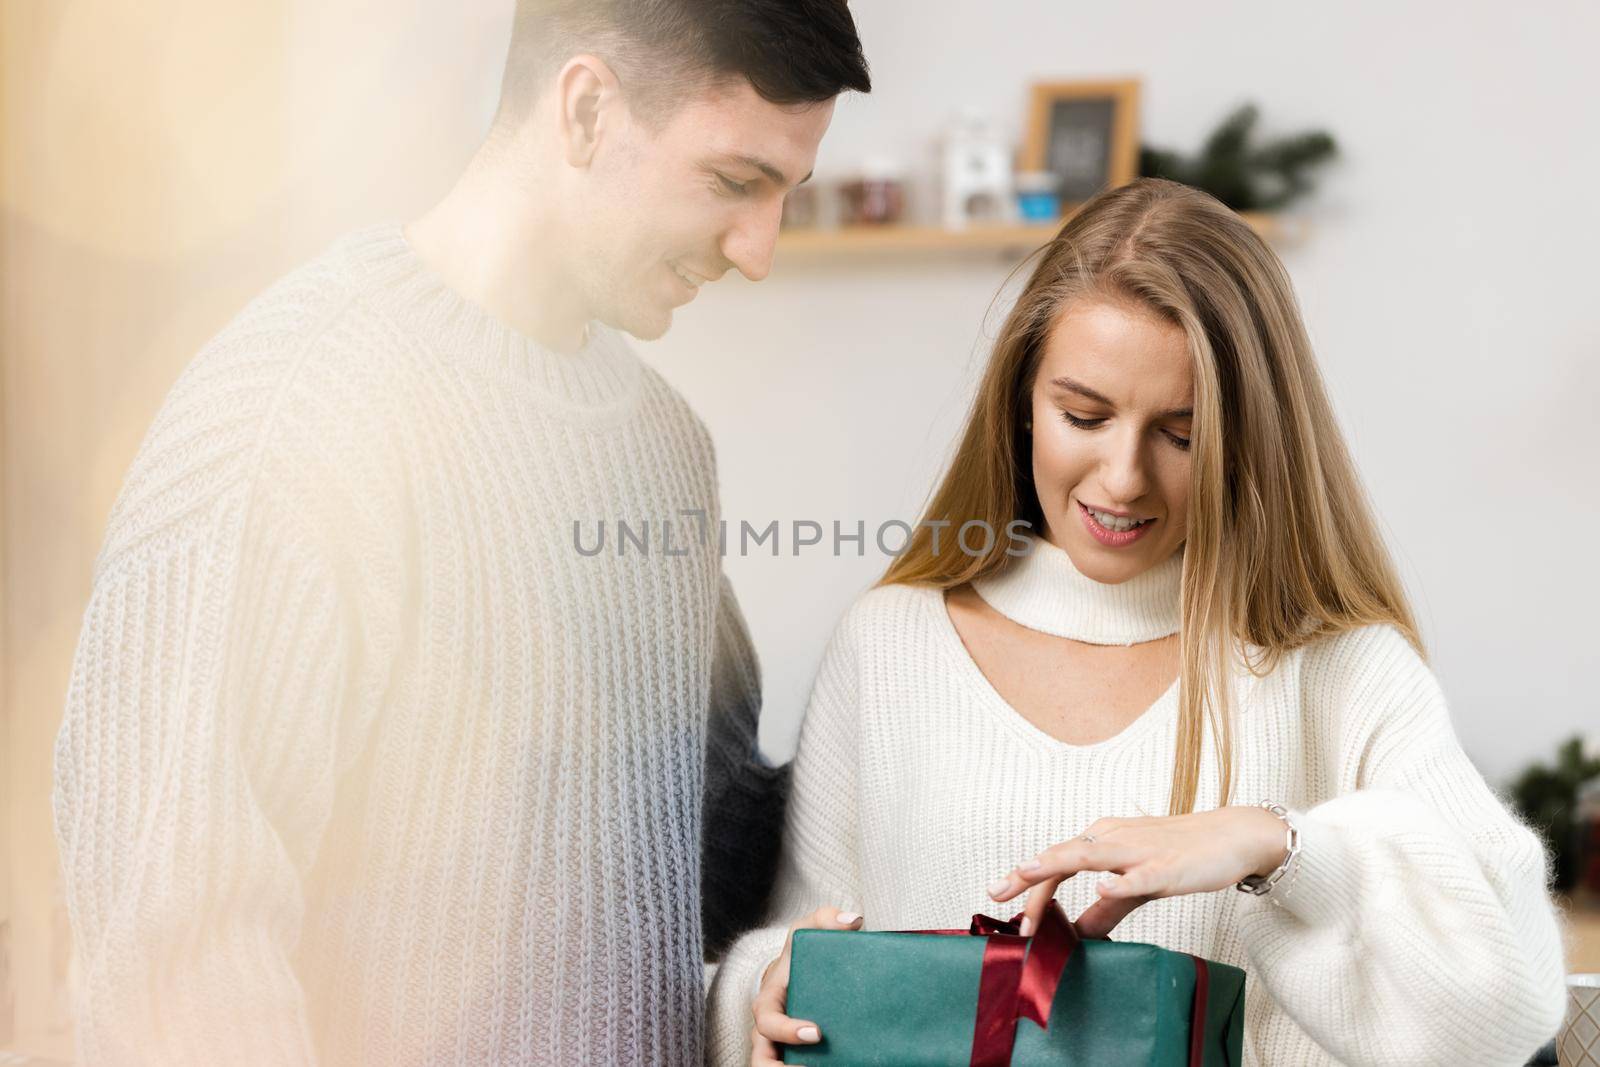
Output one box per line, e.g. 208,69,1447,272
1234,624,1568,1067
53,469,362,1066
706,598,865,1067
703,572,791,962
51,266,404,1064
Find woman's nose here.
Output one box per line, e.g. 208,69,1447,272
1100,433,1152,504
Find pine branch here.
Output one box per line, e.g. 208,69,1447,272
1138,102,1338,211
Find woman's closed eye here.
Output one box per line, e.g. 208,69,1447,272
1060,409,1191,451
1059,410,1106,430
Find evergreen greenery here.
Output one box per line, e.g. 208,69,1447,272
1140,102,1338,211
1507,734,1600,891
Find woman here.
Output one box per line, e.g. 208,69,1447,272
706,178,1568,1066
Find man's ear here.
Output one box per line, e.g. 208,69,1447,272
555,54,622,168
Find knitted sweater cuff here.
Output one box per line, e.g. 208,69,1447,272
1263,807,1365,930
707,925,791,1067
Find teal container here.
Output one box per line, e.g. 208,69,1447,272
782,916,1244,1066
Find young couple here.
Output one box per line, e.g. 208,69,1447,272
50,3,1565,1067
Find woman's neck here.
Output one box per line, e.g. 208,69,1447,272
969,535,1182,646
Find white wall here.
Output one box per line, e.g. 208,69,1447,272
638,0,1600,780
48,0,1595,792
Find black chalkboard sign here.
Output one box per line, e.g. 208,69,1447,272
1024,80,1141,207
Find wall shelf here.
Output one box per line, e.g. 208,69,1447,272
776,211,1291,258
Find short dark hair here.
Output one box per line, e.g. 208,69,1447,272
498,0,871,126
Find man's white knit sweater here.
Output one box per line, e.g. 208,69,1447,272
707,535,1569,1066
52,224,786,1065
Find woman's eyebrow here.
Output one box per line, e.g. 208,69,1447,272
1048,376,1192,419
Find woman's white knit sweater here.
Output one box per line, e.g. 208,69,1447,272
52,224,787,1066
706,535,1569,1066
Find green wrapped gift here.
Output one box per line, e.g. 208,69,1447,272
782,901,1244,1066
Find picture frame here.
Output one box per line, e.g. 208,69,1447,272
1022,79,1142,207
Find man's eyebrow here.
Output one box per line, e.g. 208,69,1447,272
1048,376,1192,419
721,154,812,187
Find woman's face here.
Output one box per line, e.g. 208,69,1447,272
1028,298,1194,584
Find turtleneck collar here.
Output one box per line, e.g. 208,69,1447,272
970,534,1183,645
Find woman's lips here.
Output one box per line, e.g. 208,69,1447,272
1077,500,1156,547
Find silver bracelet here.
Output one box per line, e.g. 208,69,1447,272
1235,800,1301,898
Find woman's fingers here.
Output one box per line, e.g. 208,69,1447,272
750,1028,784,1067
986,811,1256,943
749,904,862,1062
1097,864,1164,899
752,979,821,1045
989,837,1146,937
1072,892,1150,939
1019,873,1065,936
792,905,862,936
988,839,1133,903
753,1005,821,1045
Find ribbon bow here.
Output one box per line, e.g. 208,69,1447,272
913,901,1212,1067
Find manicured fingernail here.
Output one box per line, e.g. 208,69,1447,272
797,1025,820,1042
1018,916,1034,937
837,912,860,925
987,878,1011,898
1019,858,1043,872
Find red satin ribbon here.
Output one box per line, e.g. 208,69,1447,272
909,901,1213,1067
968,921,1026,1067
1189,956,1211,1066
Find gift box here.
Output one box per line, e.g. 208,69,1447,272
782,901,1244,1066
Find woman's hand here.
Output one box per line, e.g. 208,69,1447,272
987,807,1289,940
749,905,864,1067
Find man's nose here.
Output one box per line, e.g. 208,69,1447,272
719,198,784,282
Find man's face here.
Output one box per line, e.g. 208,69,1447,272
576,78,835,340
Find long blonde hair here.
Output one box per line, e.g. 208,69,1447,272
881,177,1421,815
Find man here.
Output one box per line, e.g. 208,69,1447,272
51,1,869,1063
